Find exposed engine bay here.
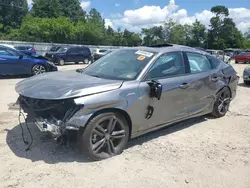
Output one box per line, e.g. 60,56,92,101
18,95,81,139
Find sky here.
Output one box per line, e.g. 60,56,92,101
27,0,250,33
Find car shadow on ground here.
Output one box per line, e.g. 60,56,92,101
0,75,30,79
6,115,212,164
238,83,250,88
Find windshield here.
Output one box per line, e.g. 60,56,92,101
83,49,156,80
57,47,68,53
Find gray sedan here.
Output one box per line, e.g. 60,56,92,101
16,44,239,160
243,67,250,85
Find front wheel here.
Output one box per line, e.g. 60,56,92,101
32,64,46,76
58,58,65,66
78,112,129,161
211,87,231,118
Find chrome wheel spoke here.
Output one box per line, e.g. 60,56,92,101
93,138,106,153
218,103,224,113
107,140,115,155
107,116,117,133
93,126,105,137
111,130,125,139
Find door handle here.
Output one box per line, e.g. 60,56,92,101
179,83,190,89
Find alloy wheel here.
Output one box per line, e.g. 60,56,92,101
32,64,46,75
218,90,230,114
90,116,126,157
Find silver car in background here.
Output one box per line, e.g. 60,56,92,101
16,44,239,160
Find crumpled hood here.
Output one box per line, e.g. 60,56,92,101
15,70,123,100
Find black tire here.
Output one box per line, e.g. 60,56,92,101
31,64,46,76
75,62,79,64
58,58,65,66
235,61,239,64
244,80,250,85
212,87,231,118
78,112,129,161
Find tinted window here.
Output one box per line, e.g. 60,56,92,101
57,47,68,53
206,55,221,68
15,46,26,50
0,47,20,56
186,53,212,73
83,47,90,54
147,52,185,79
99,50,107,53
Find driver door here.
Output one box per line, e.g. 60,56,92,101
136,52,191,131
0,47,22,75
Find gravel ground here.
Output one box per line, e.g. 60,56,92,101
0,63,249,188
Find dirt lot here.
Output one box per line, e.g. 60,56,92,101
0,63,249,188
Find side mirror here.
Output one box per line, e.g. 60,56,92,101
147,80,162,100
19,55,23,59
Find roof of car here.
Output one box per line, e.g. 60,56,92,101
128,44,207,55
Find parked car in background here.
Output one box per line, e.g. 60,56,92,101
16,44,239,160
15,46,36,56
0,45,57,76
49,45,63,52
206,49,230,63
243,66,250,85
235,52,250,64
45,46,92,65
93,49,112,61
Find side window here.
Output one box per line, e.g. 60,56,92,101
206,55,221,68
0,48,19,56
186,53,212,73
146,52,185,79
68,47,77,53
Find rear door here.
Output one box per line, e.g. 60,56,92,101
67,47,79,62
183,52,219,116
136,52,191,131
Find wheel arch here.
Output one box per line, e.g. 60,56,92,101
81,108,133,139
216,85,232,98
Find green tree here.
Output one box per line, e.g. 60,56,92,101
0,0,28,31
164,19,185,44
142,26,164,45
31,0,61,18
59,0,86,22
208,5,244,49
189,20,206,47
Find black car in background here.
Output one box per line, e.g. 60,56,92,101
15,46,36,56
45,46,92,65
49,45,62,52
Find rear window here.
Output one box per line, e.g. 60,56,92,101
15,46,26,50
99,50,107,53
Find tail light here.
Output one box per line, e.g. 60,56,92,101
32,47,36,54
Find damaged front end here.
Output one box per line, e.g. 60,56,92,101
18,95,82,139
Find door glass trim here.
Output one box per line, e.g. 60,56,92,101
142,51,188,81
183,52,215,75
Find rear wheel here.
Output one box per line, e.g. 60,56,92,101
58,58,65,66
212,87,231,118
75,62,79,64
78,112,129,161
32,64,46,75
244,80,250,85
235,61,239,64
84,58,89,64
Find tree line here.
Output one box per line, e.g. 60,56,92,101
0,0,250,49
